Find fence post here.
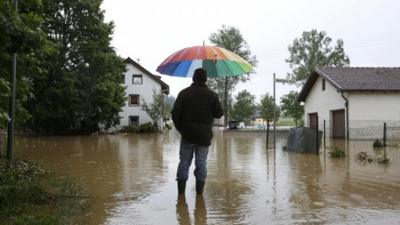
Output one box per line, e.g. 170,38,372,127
383,122,387,147
383,122,387,161
323,120,326,148
316,115,319,155
266,123,269,150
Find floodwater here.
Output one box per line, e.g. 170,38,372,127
15,130,400,225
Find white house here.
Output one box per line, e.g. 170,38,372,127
298,67,400,139
119,57,169,128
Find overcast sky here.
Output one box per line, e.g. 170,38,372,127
102,0,400,102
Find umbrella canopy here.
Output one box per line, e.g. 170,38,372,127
156,45,252,78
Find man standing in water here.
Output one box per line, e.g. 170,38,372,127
172,68,223,195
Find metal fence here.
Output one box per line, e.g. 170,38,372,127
385,124,400,147
317,121,400,167
316,120,400,142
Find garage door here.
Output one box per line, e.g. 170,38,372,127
332,109,345,139
309,113,318,130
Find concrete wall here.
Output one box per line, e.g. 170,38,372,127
119,63,162,128
348,92,400,123
303,76,346,138
348,92,400,139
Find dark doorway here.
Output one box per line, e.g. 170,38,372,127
332,109,345,139
309,113,318,130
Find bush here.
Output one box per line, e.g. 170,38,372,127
164,123,172,130
119,125,139,133
373,139,383,148
377,157,389,164
356,152,373,162
0,160,89,225
138,122,159,133
329,146,346,158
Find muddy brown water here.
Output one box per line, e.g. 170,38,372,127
14,130,400,225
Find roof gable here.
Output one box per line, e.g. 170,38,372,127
298,67,400,102
124,57,169,94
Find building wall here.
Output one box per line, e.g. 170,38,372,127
348,92,400,139
348,92,400,122
119,63,162,127
303,76,346,138
304,76,400,139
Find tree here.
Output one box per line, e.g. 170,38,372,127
230,90,256,125
280,91,304,126
141,90,163,129
163,95,175,119
26,0,126,133
208,25,257,126
286,29,350,86
259,93,280,126
0,0,50,128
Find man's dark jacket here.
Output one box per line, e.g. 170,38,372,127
171,82,223,146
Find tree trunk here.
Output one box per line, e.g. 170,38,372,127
0,128,2,157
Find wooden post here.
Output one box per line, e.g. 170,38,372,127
383,122,387,147
316,114,319,155
383,123,387,161
323,120,326,148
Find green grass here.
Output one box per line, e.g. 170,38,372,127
276,118,296,126
329,146,346,158
0,159,90,225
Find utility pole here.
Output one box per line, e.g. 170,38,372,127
273,76,296,151
7,0,18,161
273,73,276,150
224,77,228,128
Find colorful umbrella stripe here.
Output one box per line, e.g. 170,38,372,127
157,46,252,77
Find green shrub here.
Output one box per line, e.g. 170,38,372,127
138,122,159,133
329,146,346,158
377,157,389,164
0,160,89,225
165,123,172,130
373,139,383,148
119,125,139,133
356,152,373,162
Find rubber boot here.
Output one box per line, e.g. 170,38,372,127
196,180,205,195
177,180,186,194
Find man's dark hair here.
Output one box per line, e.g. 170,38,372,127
193,68,207,83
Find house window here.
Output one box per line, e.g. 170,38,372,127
322,79,325,91
129,94,140,106
129,116,139,126
133,74,143,84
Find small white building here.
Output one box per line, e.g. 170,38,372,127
298,67,400,139
119,58,169,128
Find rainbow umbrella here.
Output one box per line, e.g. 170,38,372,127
156,45,253,77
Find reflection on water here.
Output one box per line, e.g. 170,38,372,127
15,130,400,225
176,195,207,225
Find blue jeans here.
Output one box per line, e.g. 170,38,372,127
176,139,209,182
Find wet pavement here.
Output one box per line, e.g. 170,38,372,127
15,130,400,225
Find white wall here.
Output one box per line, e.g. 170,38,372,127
119,63,162,127
304,76,400,139
303,76,346,138
348,93,400,123
348,92,400,139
